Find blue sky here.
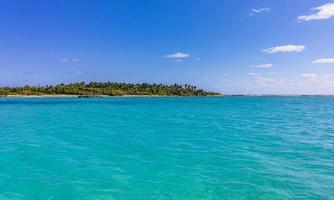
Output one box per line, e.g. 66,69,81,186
0,0,334,94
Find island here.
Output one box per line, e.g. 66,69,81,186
0,82,221,97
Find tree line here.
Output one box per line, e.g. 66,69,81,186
0,82,220,96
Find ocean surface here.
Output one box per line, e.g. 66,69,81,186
0,97,333,200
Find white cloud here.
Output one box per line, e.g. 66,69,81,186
298,3,334,21
248,72,260,76
254,76,276,83
249,8,271,16
164,52,190,59
247,72,277,87
60,58,80,64
301,73,318,81
256,77,276,83
251,63,273,68
237,72,334,95
301,73,334,82
300,72,334,93
312,58,334,64
263,45,305,53
323,74,334,81
299,73,334,93
195,57,200,61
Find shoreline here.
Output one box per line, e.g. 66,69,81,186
1,94,223,98
1,94,332,98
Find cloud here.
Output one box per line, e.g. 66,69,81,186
301,73,334,82
249,8,271,16
300,73,334,92
251,63,273,68
301,73,318,81
248,72,260,76
298,3,334,21
164,52,190,62
248,72,277,86
263,45,305,53
164,52,190,59
60,58,80,64
312,58,334,64
195,57,200,61
323,74,334,80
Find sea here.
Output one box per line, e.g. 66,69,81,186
0,96,333,200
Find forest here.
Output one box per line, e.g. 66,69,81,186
0,82,220,96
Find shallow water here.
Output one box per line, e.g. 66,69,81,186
0,97,333,200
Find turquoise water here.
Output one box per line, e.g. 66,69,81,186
0,97,333,200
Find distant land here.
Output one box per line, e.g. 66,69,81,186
0,82,220,97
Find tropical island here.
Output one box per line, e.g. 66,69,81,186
0,82,220,97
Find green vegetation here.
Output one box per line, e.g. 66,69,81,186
0,82,220,96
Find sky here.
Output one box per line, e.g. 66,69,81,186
0,0,334,94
